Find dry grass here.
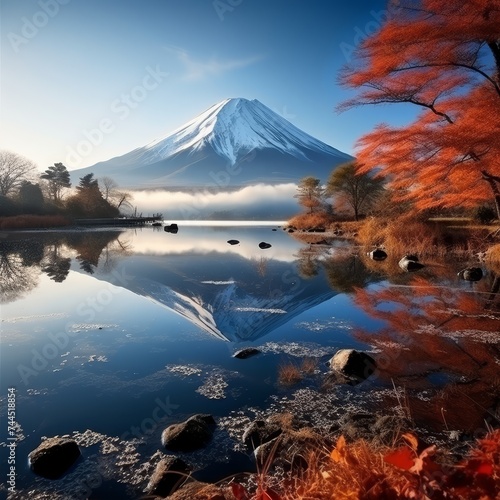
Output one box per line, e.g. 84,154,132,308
329,220,362,234
300,357,318,375
486,243,500,266
167,428,500,499
278,363,303,386
287,212,334,230
278,357,319,386
230,430,500,499
0,215,71,229
356,214,487,257
294,430,500,500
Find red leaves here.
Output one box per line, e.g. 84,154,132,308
466,460,494,476
230,482,250,500
383,433,420,470
340,0,500,213
255,488,281,500
383,446,415,470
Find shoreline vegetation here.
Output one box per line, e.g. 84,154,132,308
166,428,500,499
287,213,500,266
0,214,163,230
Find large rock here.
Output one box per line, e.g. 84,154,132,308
227,239,240,245
258,241,272,249
144,456,190,497
329,349,376,381
398,254,424,272
458,267,483,281
242,419,282,448
28,437,81,479
164,223,179,234
161,414,216,451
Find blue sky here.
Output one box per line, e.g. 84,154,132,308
1,0,417,172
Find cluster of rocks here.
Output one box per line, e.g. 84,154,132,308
367,249,485,281
162,223,277,252
28,347,380,497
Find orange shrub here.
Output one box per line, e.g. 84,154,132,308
287,212,333,230
278,363,302,386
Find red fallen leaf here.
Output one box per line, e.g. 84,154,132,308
383,446,415,470
330,435,347,463
231,482,250,500
256,488,281,500
466,459,494,476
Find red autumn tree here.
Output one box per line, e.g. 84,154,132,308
339,0,500,219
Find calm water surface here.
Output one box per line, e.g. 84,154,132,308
1,224,499,499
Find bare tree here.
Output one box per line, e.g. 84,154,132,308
99,176,118,201
0,150,38,196
98,176,133,212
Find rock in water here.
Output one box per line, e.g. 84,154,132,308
398,255,424,272
368,248,387,261
258,242,272,249
458,267,483,281
233,347,261,359
242,419,282,448
164,223,179,234
329,349,376,381
161,414,216,451
28,437,81,479
227,239,240,245
144,456,190,497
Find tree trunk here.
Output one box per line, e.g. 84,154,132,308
481,170,500,221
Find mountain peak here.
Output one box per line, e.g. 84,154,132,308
73,97,353,188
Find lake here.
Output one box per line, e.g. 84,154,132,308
1,223,499,499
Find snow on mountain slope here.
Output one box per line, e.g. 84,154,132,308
72,97,353,187
142,97,347,164
132,276,336,342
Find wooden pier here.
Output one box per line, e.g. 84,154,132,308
74,217,162,226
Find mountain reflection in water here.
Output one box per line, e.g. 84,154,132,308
2,227,370,342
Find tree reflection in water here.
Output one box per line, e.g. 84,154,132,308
0,241,40,303
352,272,500,435
71,231,131,274
0,231,131,300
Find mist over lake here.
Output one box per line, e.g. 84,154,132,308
129,183,301,219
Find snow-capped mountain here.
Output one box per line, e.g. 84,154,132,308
71,98,353,188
